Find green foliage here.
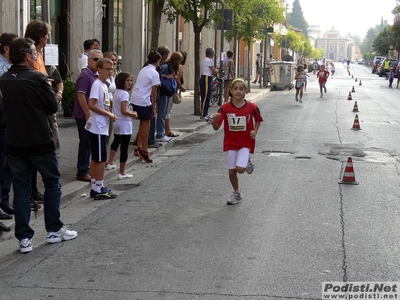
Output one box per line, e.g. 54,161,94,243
286,0,308,37
163,0,217,30
230,0,284,47
372,25,396,56
61,79,76,117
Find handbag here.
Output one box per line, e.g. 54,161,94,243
172,91,182,104
160,63,178,96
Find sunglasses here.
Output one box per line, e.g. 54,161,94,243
91,57,100,61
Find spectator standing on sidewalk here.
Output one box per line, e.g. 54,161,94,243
0,37,77,253
0,33,17,229
252,53,262,84
160,51,184,140
223,50,235,103
74,49,103,182
131,50,161,163
24,20,53,210
200,48,217,121
165,51,187,138
211,78,263,205
103,51,118,146
85,58,118,200
78,39,94,73
105,72,138,179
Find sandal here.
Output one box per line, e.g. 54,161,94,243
166,132,180,137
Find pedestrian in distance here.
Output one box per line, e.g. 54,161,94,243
330,63,336,79
316,64,330,98
388,68,395,88
105,72,138,179
294,65,305,103
223,50,235,103
252,53,262,84
0,37,77,253
131,50,161,163
211,78,263,205
303,63,309,92
85,58,118,200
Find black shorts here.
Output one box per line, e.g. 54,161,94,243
89,132,107,162
133,104,152,120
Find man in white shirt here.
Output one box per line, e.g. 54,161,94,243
78,39,95,73
200,48,217,121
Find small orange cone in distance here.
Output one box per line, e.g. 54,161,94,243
352,86,355,92
351,74,354,78
352,101,359,112
351,114,361,130
347,92,352,100
339,157,359,185
355,77,357,82
359,80,362,86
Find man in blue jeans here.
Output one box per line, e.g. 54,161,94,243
0,37,77,253
73,49,103,181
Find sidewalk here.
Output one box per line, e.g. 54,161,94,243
0,83,270,241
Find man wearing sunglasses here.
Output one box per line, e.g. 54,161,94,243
74,49,103,182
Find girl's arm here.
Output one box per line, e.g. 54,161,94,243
212,112,222,130
121,101,138,119
250,121,261,139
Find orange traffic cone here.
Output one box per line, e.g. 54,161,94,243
359,80,362,86
355,77,357,82
351,74,354,78
352,101,359,112
347,92,352,100
352,86,355,92
351,114,361,130
339,157,359,185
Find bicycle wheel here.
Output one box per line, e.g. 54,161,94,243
210,83,220,106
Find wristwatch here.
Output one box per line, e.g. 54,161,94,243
58,90,63,94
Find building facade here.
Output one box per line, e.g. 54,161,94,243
309,26,359,62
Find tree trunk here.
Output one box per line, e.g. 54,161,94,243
247,41,252,93
193,26,201,116
150,0,165,51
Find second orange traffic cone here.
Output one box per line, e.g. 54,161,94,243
339,157,359,185
359,80,362,86
352,86,355,92
351,114,361,130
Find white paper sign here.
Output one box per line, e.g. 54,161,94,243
44,44,59,66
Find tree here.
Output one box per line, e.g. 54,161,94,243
149,0,166,51
287,0,308,38
164,0,220,116
227,0,284,92
372,25,396,57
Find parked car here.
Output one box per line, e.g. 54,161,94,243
378,58,398,77
372,56,385,74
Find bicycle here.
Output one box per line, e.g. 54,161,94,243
210,77,225,106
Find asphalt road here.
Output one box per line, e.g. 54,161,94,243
1,63,400,299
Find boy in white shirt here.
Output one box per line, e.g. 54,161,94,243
85,58,118,200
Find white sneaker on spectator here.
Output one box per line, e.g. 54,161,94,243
19,238,33,254
156,136,172,142
118,173,133,180
47,226,78,244
105,164,117,170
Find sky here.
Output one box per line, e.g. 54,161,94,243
292,0,396,38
